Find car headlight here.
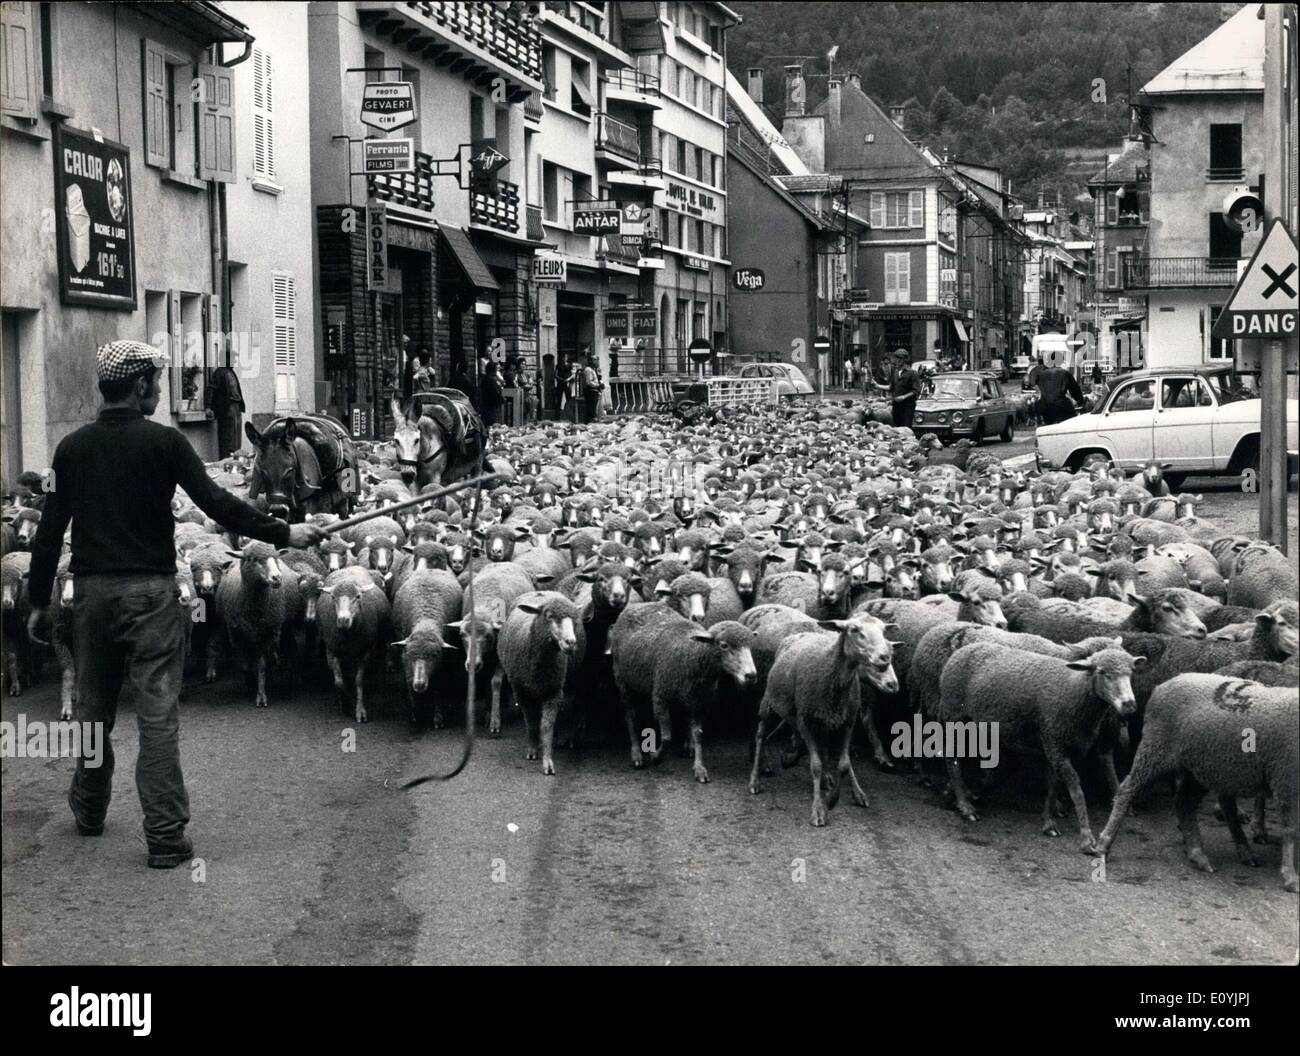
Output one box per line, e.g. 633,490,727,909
936,413,948,424
952,412,964,423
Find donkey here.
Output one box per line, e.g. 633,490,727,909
246,415,358,523
392,390,489,490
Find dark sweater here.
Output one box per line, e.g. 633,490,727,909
28,407,290,607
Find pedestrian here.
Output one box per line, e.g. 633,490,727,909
1091,361,1104,388
555,354,572,417
843,355,856,389
450,358,477,408
413,353,436,393
566,354,584,423
480,360,505,426
206,363,246,459
26,341,326,868
872,347,922,430
581,352,604,423
608,346,620,379
1035,360,1086,425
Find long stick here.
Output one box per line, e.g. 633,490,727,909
323,472,503,535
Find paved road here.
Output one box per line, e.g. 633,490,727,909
4,641,1296,965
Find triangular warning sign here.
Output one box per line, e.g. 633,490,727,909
1212,218,1299,340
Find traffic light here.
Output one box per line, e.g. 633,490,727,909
1222,181,1265,234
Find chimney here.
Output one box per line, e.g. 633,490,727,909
1037,189,1045,208
746,67,764,104
784,64,805,117
845,72,861,90
828,77,842,127
889,105,905,129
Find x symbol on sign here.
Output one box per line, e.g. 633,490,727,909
1261,262,1297,299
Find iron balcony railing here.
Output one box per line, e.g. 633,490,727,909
603,68,660,95
1123,256,1240,289
368,150,436,212
595,112,641,161
470,178,520,233
411,0,543,83
524,90,544,121
526,203,544,242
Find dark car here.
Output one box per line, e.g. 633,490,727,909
911,371,1017,444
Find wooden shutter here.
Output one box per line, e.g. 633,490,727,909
1,0,35,117
252,47,274,179
909,190,924,228
897,252,911,302
197,63,235,183
870,192,884,229
141,40,168,166
273,272,297,406
1106,190,1118,226
168,289,184,409
205,293,221,368
1105,250,1118,289
884,253,898,303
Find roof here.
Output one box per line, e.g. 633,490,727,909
724,71,809,176
1087,140,1149,187
1142,4,1264,95
131,1,253,45
1120,364,1237,377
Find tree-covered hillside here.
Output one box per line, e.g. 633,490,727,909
727,2,1231,204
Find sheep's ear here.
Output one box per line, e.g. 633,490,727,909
1131,655,1148,668
689,627,715,643
442,641,460,651
818,619,848,632
225,548,243,559
444,620,464,631
1083,567,1102,577
533,574,553,586
1065,657,1094,671
517,600,543,614
391,637,409,648
1254,611,1276,628
319,585,334,595
946,591,966,602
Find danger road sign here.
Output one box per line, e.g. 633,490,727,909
1212,218,1299,340
360,82,416,132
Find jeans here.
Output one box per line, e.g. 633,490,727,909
70,573,189,844
893,398,916,429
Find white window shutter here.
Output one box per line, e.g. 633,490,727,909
870,192,884,229
909,190,924,228
1,1,36,117
884,253,897,303
198,63,236,183
168,289,184,408
273,271,297,407
898,253,911,301
142,40,168,166
252,48,274,179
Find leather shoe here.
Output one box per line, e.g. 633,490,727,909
68,790,104,836
146,833,193,869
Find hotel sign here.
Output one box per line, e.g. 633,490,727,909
54,125,137,310
661,179,725,224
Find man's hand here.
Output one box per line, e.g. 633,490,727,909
287,523,329,549
28,606,51,647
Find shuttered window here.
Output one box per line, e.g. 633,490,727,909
1,1,36,117
1105,250,1118,289
909,190,924,228
252,47,274,179
273,271,298,407
869,192,884,229
197,63,235,183
871,192,923,230
884,252,910,304
142,39,170,167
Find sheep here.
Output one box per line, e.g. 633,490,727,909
512,542,570,590
478,523,530,563
214,542,298,708
1215,659,1299,686
9,508,41,549
1201,604,1266,633
556,560,638,744
317,567,391,723
1087,559,1139,602
341,514,405,551
1042,596,1136,625
610,612,755,783
1,552,32,695
1210,535,1252,580
748,613,899,827
1051,571,1094,602
450,561,536,736
1095,674,1298,892
1154,542,1225,599
758,570,821,615
391,568,464,726
639,557,690,602
1118,589,1208,638
1227,543,1299,610
713,542,777,609
498,592,587,775
936,644,1144,851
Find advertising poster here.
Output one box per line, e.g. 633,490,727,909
53,125,137,310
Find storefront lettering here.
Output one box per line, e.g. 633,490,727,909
63,148,104,181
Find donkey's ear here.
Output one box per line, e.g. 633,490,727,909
281,419,297,444
390,397,406,424
244,421,264,447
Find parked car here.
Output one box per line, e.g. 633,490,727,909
1035,364,1299,488
911,371,1017,444
736,362,814,399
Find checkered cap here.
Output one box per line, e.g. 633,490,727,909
96,340,168,382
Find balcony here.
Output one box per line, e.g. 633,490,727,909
356,1,543,98
598,233,642,271
1124,256,1239,289
470,178,520,233
368,150,436,212
538,1,632,69
605,154,664,192
526,203,544,242
603,69,661,109
595,113,641,166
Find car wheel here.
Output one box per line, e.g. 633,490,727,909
1162,472,1187,491
1000,414,1014,443
971,418,986,444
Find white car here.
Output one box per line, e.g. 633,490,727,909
1035,365,1299,488
737,362,814,398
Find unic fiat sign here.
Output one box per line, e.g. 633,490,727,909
733,267,765,291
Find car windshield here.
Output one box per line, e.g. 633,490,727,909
1203,371,1253,404
926,377,978,399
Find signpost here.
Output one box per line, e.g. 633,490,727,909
360,82,416,132
361,138,414,174
532,252,567,286
572,204,621,235
366,198,388,292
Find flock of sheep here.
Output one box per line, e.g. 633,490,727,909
1,397,1297,893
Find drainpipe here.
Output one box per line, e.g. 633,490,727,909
212,40,254,363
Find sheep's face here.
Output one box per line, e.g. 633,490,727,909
15,512,40,546
634,527,665,558
818,563,849,608
585,565,633,611
327,585,366,630
920,556,954,593
322,541,351,572
481,528,520,562
725,552,765,602
950,589,1007,629
1258,603,1299,658
541,607,578,653
243,550,283,588
362,535,399,573
446,539,470,574
999,567,1029,595
400,633,452,692
884,563,920,600
1142,593,1206,639
828,615,898,693
453,614,503,673
298,574,323,623
1067,650,1143,717
59,573,75,608
1093,566,1137,602
0,570,22,610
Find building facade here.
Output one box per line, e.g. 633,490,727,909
1021,207,1090,347
1086,139,1150,371
1130,4,1265,368
1,0,253,475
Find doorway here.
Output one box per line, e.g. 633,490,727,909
1,312,25,483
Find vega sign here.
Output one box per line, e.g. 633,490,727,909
732,268,766,291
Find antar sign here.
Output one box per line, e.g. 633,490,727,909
573,208,621,235
733,268,765,291
360,82,416,132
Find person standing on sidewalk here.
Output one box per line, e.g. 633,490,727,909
206,364,246,459
872,347,922,429
27,341,327,869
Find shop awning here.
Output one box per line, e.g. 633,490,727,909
440,227,499,291
953,319,969,343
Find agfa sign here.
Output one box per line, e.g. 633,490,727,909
1211,219,1299,339
360,82,416,132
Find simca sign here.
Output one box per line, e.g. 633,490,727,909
733,268,765,291
532,252,567,286
620,201,647,246
53,125,137,310
360,82,416,132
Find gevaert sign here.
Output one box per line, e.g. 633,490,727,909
1212,218,1299,340
360,82,416,132
362,138,414,174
